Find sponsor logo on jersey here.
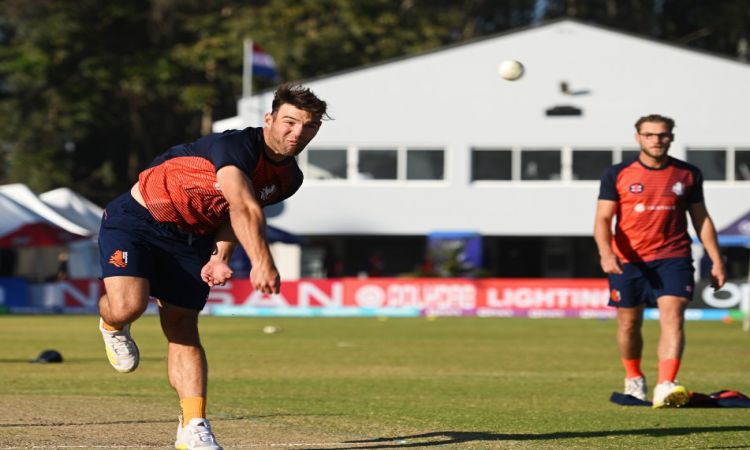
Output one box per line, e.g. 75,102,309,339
108,250,128,268
259,184,277,201
634,203,676,213
629,183,644,193
610,289,621,302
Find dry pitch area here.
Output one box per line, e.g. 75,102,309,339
0,394,371,448
0,392,556,449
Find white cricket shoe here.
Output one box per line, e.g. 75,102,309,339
624,376,647,401
175,416,223,450
99,318,139,373
652,381,689,409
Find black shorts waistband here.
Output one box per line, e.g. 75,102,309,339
113,192,184,236
119,192,154,221
108,191,213,244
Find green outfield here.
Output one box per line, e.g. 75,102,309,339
0,315,748,449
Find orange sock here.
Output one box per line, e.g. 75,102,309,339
180,397,206,423
621,358,644,378
100,318,123,331
658,358,681,383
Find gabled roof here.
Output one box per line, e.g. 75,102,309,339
257,18,749,94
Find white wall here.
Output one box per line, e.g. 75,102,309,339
218,20,750,237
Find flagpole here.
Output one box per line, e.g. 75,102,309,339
243,39,253,97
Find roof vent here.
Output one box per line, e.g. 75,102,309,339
545,105,582,117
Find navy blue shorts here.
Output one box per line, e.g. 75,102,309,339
607,257,695,308
98,192,215,310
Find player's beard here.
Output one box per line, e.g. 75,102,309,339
640,144,668,162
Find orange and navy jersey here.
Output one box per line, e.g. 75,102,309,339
598,156,704,263
138,127,302,235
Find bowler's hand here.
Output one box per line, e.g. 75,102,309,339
250,264,281,294
711,262,726,291
600,253,623,275
201,259,233,287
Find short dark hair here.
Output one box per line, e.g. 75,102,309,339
634,114,675,132
271,83,330,120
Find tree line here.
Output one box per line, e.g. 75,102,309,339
0,0,747,205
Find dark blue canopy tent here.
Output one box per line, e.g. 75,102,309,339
715,210,750,247
266,224,304,245
228,224,303,278
693,209,750,247
707,210,750,331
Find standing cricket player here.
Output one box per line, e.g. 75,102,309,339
594,114,725,408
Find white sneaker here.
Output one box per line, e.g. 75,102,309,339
99,318,139,373
624,376,647,401
652,381,689,408
175,416,222,450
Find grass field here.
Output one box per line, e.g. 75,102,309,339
0,315,748,449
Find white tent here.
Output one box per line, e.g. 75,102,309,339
40,187,103,235
0,188,88,247
0,184,92,237
40,187,104,279
0,184,100,280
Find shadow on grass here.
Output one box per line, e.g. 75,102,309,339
315,427,750,449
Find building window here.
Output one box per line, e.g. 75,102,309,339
307,149,347,180
687,149,726,181
471,149,513,181
572,150,612,180
471,149,511,181
622,149,640,162
521,149,560,180
735,149,750,181
407,149,444,180
358,149,397,180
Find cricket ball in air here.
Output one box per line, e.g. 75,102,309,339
262,325,280,334
498,59,524,81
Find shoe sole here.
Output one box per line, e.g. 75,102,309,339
175,445,222,450
175,438,223,450
652,385,689,409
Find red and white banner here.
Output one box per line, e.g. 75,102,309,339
29,277,746,320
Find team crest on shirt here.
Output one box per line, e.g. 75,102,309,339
672,182,684,196
629,183,644,193
610,289,621,302
108,250,128,268
259,184,277,201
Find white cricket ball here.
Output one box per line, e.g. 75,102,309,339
498,60,524,81
262,325,280,334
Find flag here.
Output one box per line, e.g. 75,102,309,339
243,39,280,97
250,42,279,80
